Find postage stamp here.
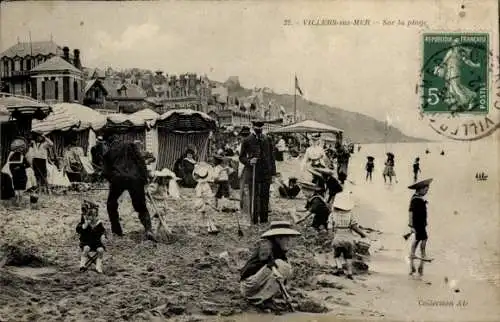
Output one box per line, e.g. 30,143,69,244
420,33,500,140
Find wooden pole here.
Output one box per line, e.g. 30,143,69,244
293,74,297,122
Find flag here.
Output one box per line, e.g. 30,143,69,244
295,76,303,96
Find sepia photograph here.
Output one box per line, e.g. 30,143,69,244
0,1,499,321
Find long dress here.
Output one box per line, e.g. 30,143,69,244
437,45,479,109
300,144,328,182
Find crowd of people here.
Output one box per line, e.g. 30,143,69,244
0,121,435,315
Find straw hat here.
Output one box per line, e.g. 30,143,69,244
314,167,335,176
408,178,433,190
154,168,181,180
299,181,323,192
307,168,323,178
193,162,212,181
311,133,321,140
333,192,355,211
261,221,301,238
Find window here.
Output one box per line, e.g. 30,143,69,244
55,81,59,100
14,60,20,71
3,61,8,76
26,82,31,94
42,81,46,100
26,59,32,70
74,81,78,101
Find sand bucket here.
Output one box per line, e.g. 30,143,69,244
354,240,371,256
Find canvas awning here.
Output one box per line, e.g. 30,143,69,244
131,108,160,121
269,119,343,134
157,109,217,133
106,112,156,129
0,94,52,120
32,103,107,134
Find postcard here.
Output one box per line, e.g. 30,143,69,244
0,1,498,321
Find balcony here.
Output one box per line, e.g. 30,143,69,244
1,70,31,79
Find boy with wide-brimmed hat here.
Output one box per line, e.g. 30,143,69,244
295,181,331,232
240,221,301,312
330,192,367,279
407,178,433,276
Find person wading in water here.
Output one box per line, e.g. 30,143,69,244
103,134,155,240
408,178,433,277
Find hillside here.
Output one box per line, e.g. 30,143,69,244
219,79,426,143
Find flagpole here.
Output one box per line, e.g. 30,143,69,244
294,73,297,123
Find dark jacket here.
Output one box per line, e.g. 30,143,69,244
102,141,148,184
239,133,276,183
240,239,287,281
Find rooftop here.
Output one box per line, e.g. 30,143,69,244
1,41,72,59
31,56,81,74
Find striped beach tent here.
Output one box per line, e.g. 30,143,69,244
103,111,160,170
156,109,217,170
32,103,107,157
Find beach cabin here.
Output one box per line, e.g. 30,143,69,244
156,109,217,170
0,94,52,164
31,102,107,157
103,109,159,169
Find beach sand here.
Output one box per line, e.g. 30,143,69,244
0,140,499,321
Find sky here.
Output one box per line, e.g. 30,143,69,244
1,0,499,141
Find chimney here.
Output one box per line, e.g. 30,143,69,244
63,46,70,62
73,49,82,69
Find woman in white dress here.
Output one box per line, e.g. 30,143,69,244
300,133,329,182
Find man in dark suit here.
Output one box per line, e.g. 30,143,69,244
239,121,277,224
103,134,155,240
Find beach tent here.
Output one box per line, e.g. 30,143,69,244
32,103,107,157
269,119,343,134
0,94,52,164
156,109,217,170
269,119,344,143
103,110,160,169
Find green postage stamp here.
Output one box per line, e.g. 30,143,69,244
421,33,489,114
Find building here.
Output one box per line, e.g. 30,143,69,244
0,41,83,100
100,79,148,114
30,56,84,104
148,73,211,113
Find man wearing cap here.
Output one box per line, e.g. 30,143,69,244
240,221,301,311
407,178,433,276
239,121,277,224
103,134,154,240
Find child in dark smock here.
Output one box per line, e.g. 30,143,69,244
300,182,331,232
76,200,107,273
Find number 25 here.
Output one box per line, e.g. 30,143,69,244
427,88,440,105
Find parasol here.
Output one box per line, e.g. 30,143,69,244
0,94,51,120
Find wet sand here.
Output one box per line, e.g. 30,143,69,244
1,140,499,321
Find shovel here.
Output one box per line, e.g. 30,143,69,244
81,253,98,272
277,279,294,312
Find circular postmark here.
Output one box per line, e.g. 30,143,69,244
418,34,500,141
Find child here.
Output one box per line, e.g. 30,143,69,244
298,181,331,232
383,153,395,184
213,154,234,209
276,174,301,199
330,192,367,279
407,178,433,276
76,200,107,273
193,163,218,233
365,156,374,182
412,157,421,182
6,148,31,207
